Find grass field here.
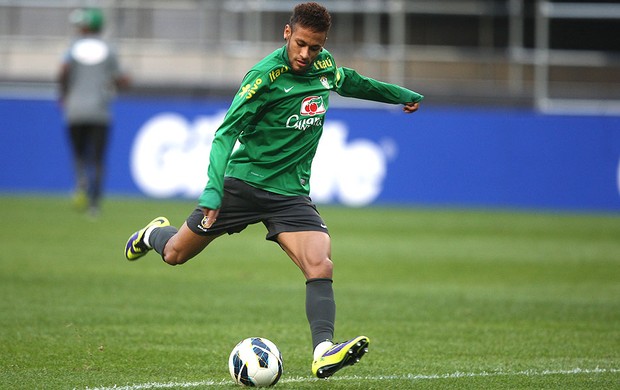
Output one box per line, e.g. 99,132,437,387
1,195,619,389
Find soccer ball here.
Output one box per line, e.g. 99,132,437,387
228,337,283,387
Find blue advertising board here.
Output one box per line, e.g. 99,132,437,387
1,96,619,212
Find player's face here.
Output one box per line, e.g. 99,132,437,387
284,24,327,73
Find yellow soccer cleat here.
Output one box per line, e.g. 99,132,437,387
312,336,369,378
72,190,88,212
124,217,170,261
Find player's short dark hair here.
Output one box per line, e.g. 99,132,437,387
289,2,331,34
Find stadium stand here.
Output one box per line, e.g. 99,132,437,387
0,0,618,112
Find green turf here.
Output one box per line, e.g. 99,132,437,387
0,195,618,389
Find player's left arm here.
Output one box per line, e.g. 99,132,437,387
402,102,420,114
334,67,423,111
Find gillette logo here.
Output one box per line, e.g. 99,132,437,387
131,112,393,206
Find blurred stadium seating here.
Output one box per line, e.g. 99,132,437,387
0,0,618,112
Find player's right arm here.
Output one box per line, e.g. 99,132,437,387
198,70,269,211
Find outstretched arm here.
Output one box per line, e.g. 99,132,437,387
335,67,424,107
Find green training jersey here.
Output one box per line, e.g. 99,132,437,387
198,45,424,210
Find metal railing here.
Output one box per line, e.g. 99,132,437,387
535,1,620,115
0,0,618,113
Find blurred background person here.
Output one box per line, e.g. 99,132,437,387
58,7,129,217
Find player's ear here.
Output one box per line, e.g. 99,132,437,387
283,24,291,41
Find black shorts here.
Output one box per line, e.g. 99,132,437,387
187,177,328,241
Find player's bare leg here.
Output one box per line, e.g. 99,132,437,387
125,220,217,264
159,222,219,265
277,231,369,378
277,231,332,279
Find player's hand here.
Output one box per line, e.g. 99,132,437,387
403,102,420,114
200,208,220,229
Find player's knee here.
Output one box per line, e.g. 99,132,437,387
322,257,333,276
162,247,191,266
308,257,333,279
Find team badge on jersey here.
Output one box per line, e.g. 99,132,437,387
300,96,326,116
320,76,330,89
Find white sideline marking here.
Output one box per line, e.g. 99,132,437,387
83,367,620,390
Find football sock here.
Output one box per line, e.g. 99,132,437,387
148,226,178,254
306,278,335,351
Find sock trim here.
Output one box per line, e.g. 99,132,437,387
313,340,333,360
306,278,333,285
143,226,156,248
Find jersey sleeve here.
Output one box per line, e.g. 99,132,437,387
334,67,424,104
198,70,269,209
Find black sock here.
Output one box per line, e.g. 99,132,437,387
306,278,335,350
149,226,177,254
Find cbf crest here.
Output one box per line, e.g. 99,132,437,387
320,76,330,89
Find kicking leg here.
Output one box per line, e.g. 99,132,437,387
159,222,219,265
125,218,217,265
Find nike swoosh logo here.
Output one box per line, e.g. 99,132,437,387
284,86,294,93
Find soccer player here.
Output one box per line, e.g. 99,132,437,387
58,7,129,216
125,2,422,378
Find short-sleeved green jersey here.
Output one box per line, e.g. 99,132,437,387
198,45,423,210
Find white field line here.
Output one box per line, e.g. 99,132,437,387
83,367,620,390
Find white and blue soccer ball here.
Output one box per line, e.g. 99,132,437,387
228,337,283,387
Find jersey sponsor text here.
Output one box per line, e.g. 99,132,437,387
269,66,289,82
238,78,263,100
